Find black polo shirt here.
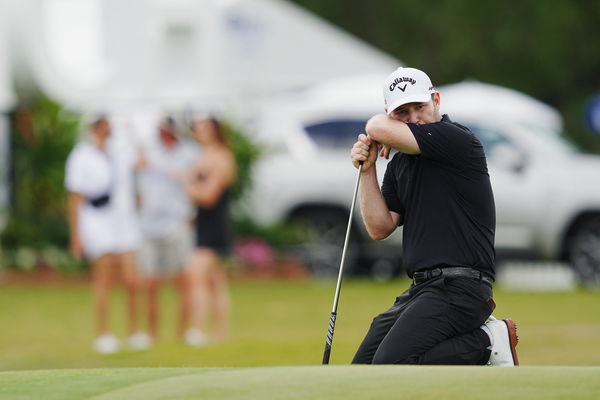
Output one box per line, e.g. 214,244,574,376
381,114,496,278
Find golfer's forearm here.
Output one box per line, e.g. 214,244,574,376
359,168,396,240
366,114,420,155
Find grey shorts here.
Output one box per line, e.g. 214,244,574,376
137,226,193,278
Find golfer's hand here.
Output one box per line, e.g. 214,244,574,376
351,134,378,171
379,145,391,159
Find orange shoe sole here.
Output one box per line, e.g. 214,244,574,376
503,318,519,366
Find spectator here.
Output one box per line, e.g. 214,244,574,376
65,114,149,354
182,117,237,345
137,116,197,341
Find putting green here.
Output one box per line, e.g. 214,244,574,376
1,366,599,400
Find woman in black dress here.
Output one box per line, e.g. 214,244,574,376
183,117,237,345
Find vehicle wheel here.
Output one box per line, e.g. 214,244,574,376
290,208,360,278
568,215,600,286
370,258,400,282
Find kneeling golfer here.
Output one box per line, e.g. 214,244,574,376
350,67,518,366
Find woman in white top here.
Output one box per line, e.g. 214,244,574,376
65,115,149,354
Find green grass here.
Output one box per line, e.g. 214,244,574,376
0,278,600,372
1,366,600,400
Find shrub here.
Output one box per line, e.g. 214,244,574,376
0,95,81,271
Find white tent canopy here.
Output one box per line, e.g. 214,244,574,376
1,0,562,138
5,0,399,114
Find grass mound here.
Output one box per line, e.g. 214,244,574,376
1,366,600,400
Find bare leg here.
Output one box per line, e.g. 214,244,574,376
174,271,191,339
146,278,160,339
187,249,218,334
120,251,140,335
211,263,230,342
92,254,114,335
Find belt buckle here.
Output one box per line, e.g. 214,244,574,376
413,269,440,285
430,268,443,279
412,272,425,285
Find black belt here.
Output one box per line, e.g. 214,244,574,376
412,267,494,286
88,193,110,208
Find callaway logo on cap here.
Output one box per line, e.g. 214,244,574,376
383,67,436,115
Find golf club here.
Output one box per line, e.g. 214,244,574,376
322,162,362,365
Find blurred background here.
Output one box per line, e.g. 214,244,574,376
0,0,599,370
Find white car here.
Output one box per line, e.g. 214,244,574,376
246,76,600,284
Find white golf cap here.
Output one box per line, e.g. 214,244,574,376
383,67,436,115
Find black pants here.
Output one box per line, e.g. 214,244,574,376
352,276,493,365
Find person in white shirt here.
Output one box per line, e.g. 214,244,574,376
137,116,197,342
65,115,149,354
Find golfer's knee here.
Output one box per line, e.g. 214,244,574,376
372,351,419,365
351,353,372,364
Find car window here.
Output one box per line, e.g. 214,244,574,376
468,125,515,155
470,123,577,158
468,125,529,171
517,124,578,155
303,120,367,149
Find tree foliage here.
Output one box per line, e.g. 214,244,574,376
1,96,80,250
0,96,83,270
291,0,600,151
222,121,262,202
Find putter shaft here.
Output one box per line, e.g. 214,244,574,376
322,163,362,364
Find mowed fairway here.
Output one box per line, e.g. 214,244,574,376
0,277,600,399
1,278,600,369
1,366,600,400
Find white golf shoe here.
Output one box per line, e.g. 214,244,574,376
93,333,120,354
485,317,519,366
185,328,208,347
127,331,153,351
